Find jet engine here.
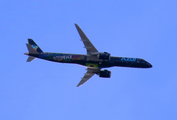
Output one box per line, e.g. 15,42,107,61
97,52,110,60
99,70,111,78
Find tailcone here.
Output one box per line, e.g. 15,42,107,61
24,52,29,55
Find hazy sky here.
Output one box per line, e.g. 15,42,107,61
1,0,177,120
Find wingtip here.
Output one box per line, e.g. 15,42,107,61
74,23,79,27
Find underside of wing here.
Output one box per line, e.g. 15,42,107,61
77,68,100,87
74,23,98,54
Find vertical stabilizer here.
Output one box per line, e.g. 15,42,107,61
28,39,43,53
25,39,42,62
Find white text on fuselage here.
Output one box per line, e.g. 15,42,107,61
53,55,72,60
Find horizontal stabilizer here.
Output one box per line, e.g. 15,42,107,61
27,56,35,62
26,44,39,54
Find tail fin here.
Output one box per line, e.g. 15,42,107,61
25,44,38,62
28,39,43,53
25,39,43,62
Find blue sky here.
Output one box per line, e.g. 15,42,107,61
0,0,177,120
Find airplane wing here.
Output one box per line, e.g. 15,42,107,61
75,23,101,61
74,23,98,54
77,68,100,87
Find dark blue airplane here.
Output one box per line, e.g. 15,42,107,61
24,24,152,87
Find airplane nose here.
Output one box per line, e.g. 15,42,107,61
148,63,152,68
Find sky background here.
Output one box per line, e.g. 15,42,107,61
0,0,177,120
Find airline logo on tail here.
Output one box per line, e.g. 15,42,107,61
31,45,38,50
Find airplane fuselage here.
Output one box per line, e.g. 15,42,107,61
26,53,152,68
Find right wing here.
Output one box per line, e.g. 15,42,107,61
77,68,100,87
75,23,101,61
74,23,98,54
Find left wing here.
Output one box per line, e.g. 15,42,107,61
77,68,100,87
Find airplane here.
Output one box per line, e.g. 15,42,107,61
24,23,152,87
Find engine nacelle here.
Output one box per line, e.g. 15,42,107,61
97,52,110,60
99,70,111,78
